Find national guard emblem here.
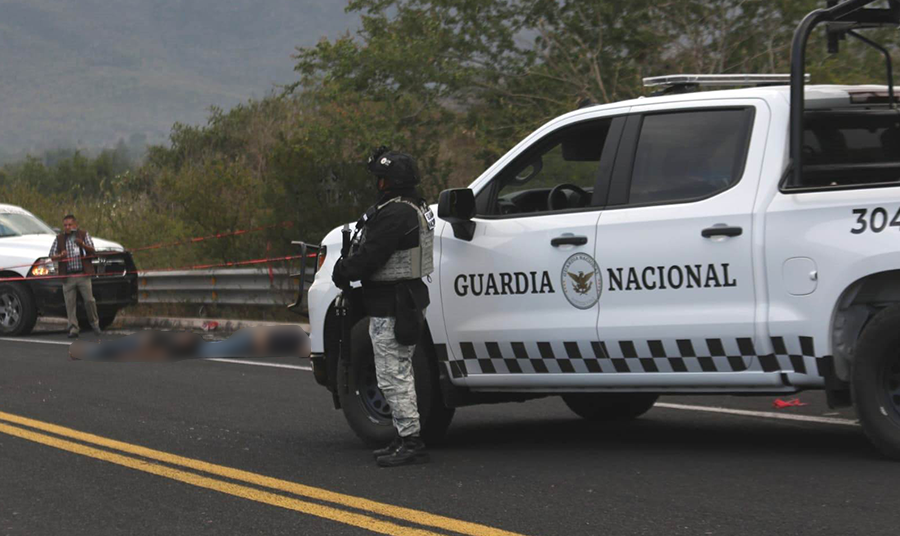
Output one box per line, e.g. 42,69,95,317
561,253,602,309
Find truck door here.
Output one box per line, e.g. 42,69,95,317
593,102,769,379
439,111,626,385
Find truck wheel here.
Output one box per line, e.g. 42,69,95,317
0,283,38,336
852,304,900,460
562,393,659,421
337,317,455,448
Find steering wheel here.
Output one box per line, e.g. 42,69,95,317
548,183,590,211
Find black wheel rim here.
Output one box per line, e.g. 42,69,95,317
0,292,22,330
360,363,392,421
884,352,900,421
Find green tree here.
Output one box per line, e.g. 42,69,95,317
6,0,900,275
296,0,899,165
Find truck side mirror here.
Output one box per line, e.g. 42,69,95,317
438,188,476,241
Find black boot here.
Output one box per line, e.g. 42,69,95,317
376,435,429,467
372,436,402,459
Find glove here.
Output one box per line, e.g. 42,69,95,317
332,260,350,289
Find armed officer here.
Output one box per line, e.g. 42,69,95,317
332,147,435,468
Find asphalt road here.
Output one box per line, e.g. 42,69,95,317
2,324,899,536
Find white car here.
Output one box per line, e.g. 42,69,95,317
0,204,138,335
305,1,900,459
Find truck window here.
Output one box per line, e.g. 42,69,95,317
626,108,753,206
0,212,55,238
475,118,613,216
797,110,900,189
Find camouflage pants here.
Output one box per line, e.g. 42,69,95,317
369,316,421,437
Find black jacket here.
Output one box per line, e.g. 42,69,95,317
337,187,430,317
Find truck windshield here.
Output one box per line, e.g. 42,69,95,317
0,212,55,238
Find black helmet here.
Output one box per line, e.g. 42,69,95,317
366,146,420,188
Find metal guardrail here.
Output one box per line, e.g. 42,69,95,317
137,268,310,308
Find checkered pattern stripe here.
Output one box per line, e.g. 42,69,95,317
50,232,94,272
434,336,832,379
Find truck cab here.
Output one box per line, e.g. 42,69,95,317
306,0,900,459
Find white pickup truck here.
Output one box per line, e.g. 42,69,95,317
305,0,900,459
0,204,138,335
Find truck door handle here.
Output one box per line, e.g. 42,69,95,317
551,235,588,247
701,226,743,238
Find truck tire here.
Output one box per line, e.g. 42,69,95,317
0,282,38,336
562,393,659,421
853,304,900,460
337,317,455,448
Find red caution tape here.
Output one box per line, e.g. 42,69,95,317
773,398,808,409
0,254,105,273
0,221,296,273
129,221,294,253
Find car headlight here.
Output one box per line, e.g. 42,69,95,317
31,258,56,277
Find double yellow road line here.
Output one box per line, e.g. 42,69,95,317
0,411,526,536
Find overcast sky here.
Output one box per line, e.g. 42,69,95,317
0,0,358,157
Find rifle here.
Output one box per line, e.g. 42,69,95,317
337,224,352,393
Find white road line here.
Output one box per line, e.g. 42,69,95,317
0,337,868,426
655,402,859,427
204,358,312,371
0,337,70,346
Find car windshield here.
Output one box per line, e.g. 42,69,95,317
0,212,55,238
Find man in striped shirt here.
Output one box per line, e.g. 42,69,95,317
49,214,101,338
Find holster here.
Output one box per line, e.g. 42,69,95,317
394,283,425,346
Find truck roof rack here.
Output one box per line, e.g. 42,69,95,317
789,0,900,189
643,74,809,96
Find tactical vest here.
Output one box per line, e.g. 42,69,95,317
360,197,435,282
